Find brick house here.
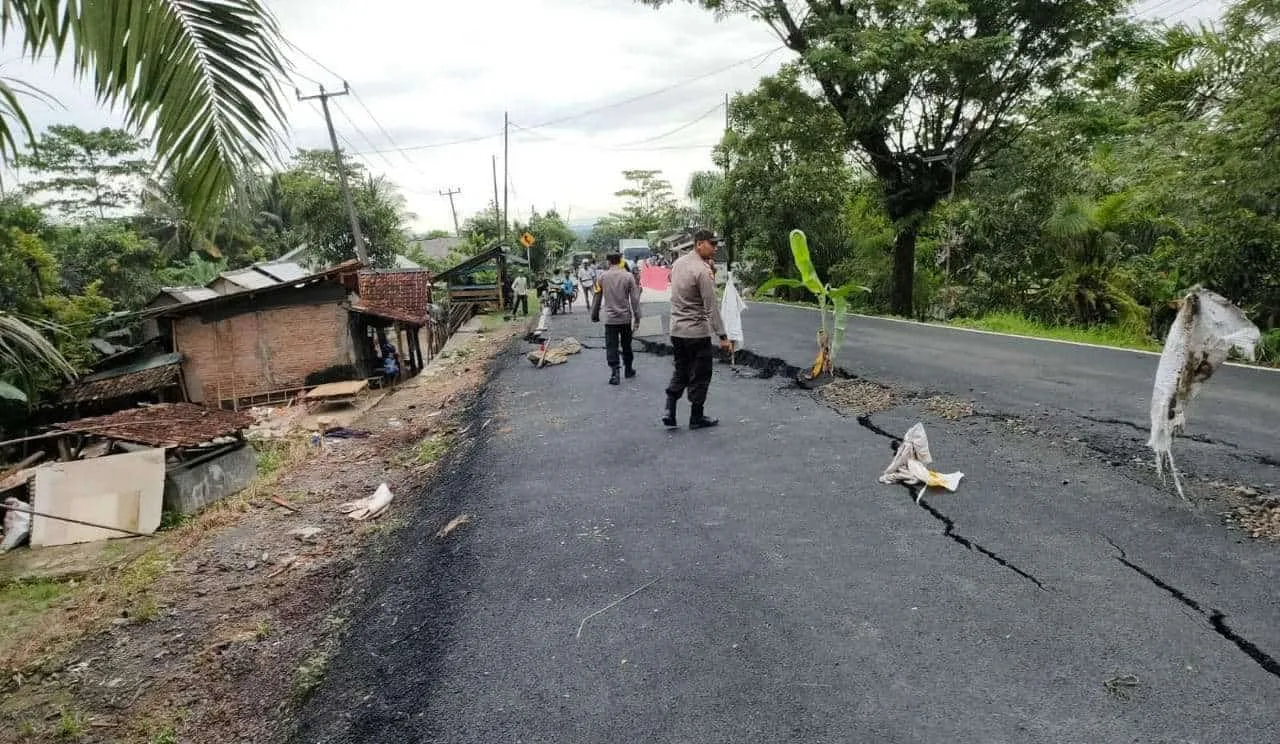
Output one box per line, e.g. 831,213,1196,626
148,261,431,409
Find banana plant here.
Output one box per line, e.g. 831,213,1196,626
757,229,870,379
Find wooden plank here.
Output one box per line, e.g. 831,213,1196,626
303,379,369,400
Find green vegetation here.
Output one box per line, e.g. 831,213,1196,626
292,650,330,703
946,313,1161,352
55,708,86,740
0,580,72,639
642,0,1280,353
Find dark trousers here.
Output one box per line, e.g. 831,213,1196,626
666,336,713,407
512,294,528,315
605,323,634,370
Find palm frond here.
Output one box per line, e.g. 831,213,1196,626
0,311,76,381
1,0,290,228
1043,196,1097,240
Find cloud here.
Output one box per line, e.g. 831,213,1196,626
0,0,1228,233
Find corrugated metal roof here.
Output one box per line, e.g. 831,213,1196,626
218,268,279,290
257,261,309,282
153,286,220,305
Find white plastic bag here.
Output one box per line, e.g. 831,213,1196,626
879,423,964,502
1,498,32,552
1148,288,1260,499
721,272,747,347
337,482,393,521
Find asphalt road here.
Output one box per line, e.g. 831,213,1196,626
291,306,1280,744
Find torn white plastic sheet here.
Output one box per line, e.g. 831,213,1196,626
338,482,393,521
1148,287,1260,500
878,423,964,503
721,272,747,347
1,497,31,552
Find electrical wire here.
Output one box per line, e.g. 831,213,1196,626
610,101,725,147
508,121,718,152
332,98,400,172
351,45,783,155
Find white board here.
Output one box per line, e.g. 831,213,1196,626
31,448,165,546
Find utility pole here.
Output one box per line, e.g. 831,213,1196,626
491,155,501,239
438,187,462,236
723,91,733,271
502,111,509,246
297,83,368,265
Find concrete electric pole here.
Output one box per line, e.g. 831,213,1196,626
439,187,462,236
297,83,368,265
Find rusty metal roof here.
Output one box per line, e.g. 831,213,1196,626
54,403,253,448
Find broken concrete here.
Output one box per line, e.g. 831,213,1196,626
163,444,257,515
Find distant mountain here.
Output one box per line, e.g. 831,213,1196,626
566,219,596,238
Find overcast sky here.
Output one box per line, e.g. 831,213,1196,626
0,0,1223,234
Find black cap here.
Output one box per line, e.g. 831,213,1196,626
693,228,716,243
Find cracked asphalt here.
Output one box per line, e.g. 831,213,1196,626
291,303,1280,744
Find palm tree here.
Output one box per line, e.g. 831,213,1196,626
1,312,77,403
0,0,290,387
1041,193,1148,328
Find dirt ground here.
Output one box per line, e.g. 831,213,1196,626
0,319,523,744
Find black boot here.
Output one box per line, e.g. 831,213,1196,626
662,396,678,428
689,405,719,429
609,368,620,386
624,365,636,379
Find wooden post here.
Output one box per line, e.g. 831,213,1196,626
396,323,407,382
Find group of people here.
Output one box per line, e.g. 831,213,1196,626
503,257,643,317
592,229,728,430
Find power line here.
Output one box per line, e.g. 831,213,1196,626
350,46,784,156
286,37,345,82
285,37,434,178
611,101,725,147
332,98,400,172
520,46,781,131
508,122,718,152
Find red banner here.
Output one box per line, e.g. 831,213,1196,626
640,265,671,292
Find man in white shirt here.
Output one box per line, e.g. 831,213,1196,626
509,273,529,316
577,261,597,308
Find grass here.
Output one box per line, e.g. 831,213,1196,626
402,433,452,467
946,311,1161,351
55,708,86,740
0,580,73,640
478,311,506,332
292,651,330,703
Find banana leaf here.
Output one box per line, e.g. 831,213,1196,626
756,277,806,296
788,230,825,297
827,281,873,300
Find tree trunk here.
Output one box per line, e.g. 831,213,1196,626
890,224,919,317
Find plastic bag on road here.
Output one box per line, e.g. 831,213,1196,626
879,423,964,503
1148,287,1260,500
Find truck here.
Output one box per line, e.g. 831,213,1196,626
618,238,652,265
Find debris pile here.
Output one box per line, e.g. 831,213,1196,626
528,337,583,366
819,380,898,414
1227,499,1280,540
921,395,974,420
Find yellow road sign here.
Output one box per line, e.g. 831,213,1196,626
520,232,535,248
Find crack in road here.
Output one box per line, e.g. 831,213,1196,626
856,414,1049,592
1104,536,1280,680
